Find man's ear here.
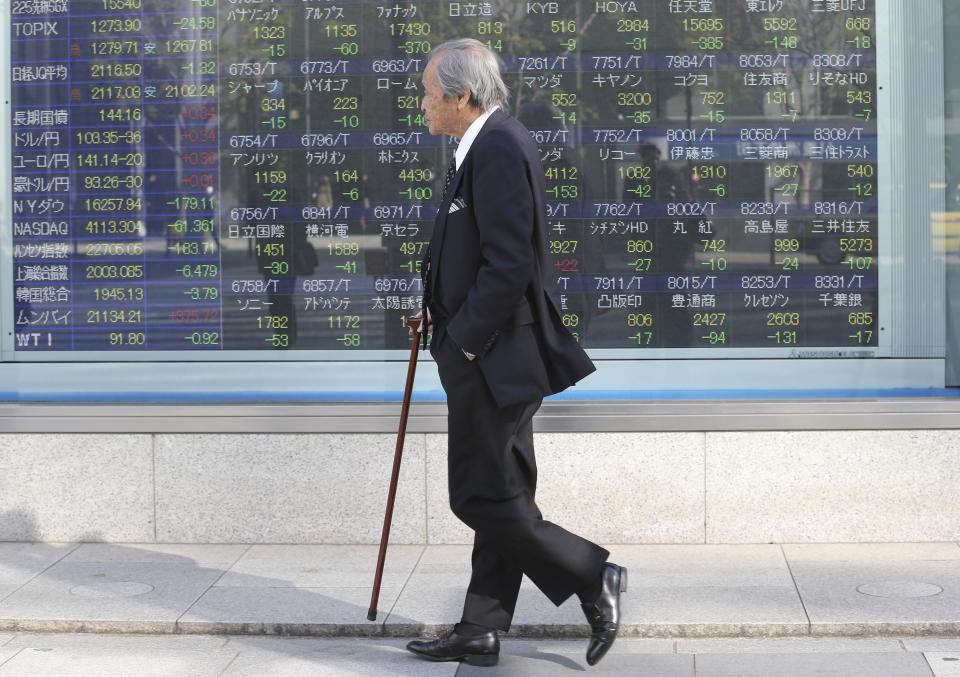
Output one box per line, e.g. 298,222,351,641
457,90,472,110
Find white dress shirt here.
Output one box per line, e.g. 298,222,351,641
455,105,499,170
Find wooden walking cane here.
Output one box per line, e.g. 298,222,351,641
367,316,423,621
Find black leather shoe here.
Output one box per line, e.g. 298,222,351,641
406,627,499,667
581,562,627,666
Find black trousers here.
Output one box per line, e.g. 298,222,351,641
433,328,609,631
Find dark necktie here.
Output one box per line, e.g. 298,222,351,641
442,157,457,197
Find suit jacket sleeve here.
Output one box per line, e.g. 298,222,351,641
445,128,536,356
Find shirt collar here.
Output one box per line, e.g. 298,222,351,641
455,105,499,170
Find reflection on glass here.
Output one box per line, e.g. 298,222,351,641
11,0,877,352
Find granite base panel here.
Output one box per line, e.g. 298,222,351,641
0,431,958,544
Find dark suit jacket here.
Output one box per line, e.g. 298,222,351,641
423,110,595,408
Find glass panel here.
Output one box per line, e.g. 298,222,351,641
0,0,949,400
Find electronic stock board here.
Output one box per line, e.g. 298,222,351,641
9,0,878,355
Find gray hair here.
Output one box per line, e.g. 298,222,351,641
428,38,509,111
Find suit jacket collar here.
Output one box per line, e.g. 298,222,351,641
472,109,508,146
443,109,507,210
428,109,512,295
456,105,499,169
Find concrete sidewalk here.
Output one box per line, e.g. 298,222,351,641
2,635,960,676
1,542,960,638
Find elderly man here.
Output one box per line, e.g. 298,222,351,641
406,39,626,668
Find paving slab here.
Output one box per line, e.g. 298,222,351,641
0,634,947,677
389,546,603,637
0,635,12,667
178,544,422,635
216,544,423,590
612,545,809,636
385,545,471,634
0,543,78,602
0,559,230,633
458,651,694,676
784,544,960,634
0,649,21,671
676,637,906,653
2,633,230,651
2,543,960,639
389,544,811,638
785,543,960,562
219,637,458,677
508,638,675,655
694,652,935,677
925,652,960,677
62,544,248,568
180,585,404,636
908,640,960,652
508,578,588,636
0,633,236,676
0,545,250,633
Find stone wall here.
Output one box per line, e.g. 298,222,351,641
1,431,958,544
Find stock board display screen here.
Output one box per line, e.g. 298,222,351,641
10,0,877,353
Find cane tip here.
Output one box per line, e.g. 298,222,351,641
367,608,377,622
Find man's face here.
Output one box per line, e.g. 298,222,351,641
421,61,462,137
